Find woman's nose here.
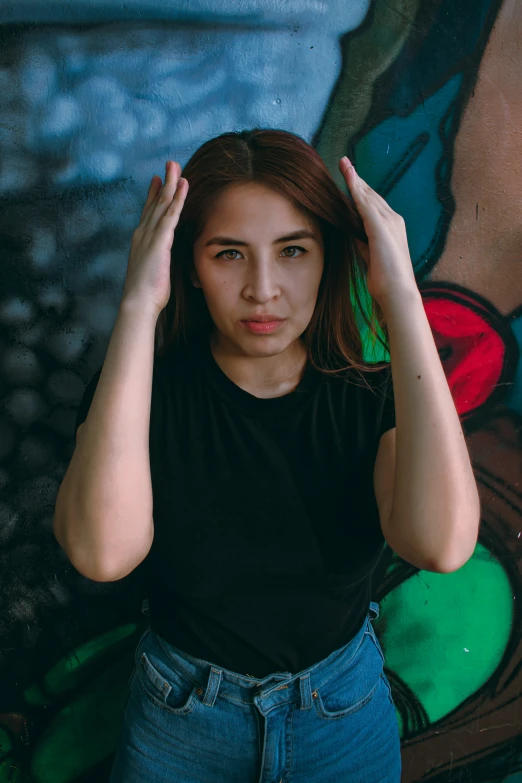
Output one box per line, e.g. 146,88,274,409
242,260,281,303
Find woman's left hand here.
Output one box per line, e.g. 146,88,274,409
339,156,418,306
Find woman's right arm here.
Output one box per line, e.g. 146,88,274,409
52,298,158,582
53,159,189,582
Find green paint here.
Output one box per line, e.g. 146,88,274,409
0,729,13,762
31,650,134,783
375,542,513,724
0,758,23,783
43,624,137,696
24,683,51,708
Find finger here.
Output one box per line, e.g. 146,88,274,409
139,175,162,224
339,157,372,210
143,161,181,228
160,176,189,225
151,179,189,249
357,178,391,214
340,157,392,215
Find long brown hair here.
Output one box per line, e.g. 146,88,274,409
155,128,390,374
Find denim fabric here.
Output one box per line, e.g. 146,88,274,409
109,602,401,782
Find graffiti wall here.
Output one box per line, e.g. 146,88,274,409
1,0,521,779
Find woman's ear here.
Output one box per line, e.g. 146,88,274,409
190,268,202,289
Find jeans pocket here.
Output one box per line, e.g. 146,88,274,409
380,670,395,706
365,621,386,666
313,630,383,720
366,627,396,710
136,649,201,715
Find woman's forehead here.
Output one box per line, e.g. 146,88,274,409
199,188,320,242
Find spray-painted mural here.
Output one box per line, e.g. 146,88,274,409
1,0,521,779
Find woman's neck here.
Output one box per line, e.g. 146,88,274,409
209,332,308,399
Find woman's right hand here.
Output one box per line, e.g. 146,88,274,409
121,160,189,317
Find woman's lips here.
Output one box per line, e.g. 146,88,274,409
240,319,285,334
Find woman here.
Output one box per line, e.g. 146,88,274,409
53,129,480,782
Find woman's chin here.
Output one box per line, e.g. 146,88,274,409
212,323,304,358
235,330,296,358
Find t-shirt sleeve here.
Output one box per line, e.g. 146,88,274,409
74,367,102,435
378,365,396,438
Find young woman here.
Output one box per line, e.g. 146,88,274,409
53,129,480,782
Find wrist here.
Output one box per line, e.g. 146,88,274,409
376,286,423,317
119,295,161,322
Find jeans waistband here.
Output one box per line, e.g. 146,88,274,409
137,601,380,715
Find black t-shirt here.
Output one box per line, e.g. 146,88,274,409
74,337,395,678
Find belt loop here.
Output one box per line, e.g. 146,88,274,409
201,666,222,708
369,601,380,620
299,672,313,710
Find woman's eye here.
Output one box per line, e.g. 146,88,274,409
215,245,307,260
215,249,242,260
282,245,306,257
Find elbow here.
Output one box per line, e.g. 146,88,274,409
427,526,480,574
385,508,481,574
67,547,139,583
67,533,150,581
430,546,477,574
52,490,153,582
53,529,124,582
52,512,145,583
70,554,132,583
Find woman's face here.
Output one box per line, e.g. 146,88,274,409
192,182,325,358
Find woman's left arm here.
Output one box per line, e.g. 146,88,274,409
340,156,481,574
378,288,480,573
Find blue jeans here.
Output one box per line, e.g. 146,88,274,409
109,602,401,782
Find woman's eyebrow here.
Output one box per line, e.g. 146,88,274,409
203,229,318,247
